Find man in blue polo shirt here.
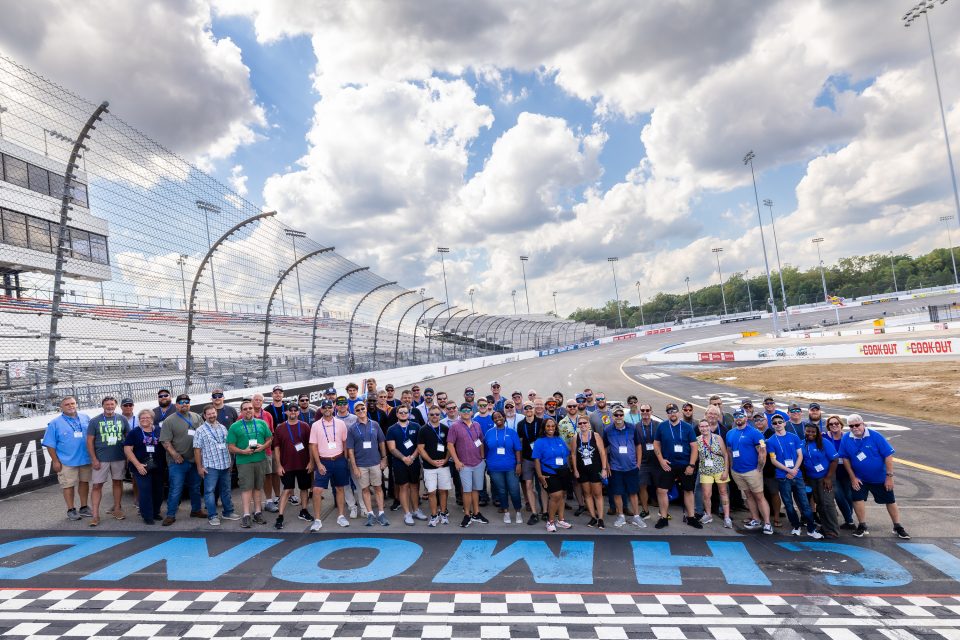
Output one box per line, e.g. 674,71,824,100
42,395,93,521
837,414,909,539
762,397,789,429
725,409,773,534
653,403,699,530
603,411,646,529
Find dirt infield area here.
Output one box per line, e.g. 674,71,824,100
693,362,960,426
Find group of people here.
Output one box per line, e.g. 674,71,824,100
41,379,908,539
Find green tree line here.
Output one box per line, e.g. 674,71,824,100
570,248,959,328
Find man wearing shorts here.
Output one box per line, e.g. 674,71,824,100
517,402,545,525
309,399,351,528
603,409,646,529
838,414,909,539
726,409,773,534
448,403,489,527
43,396,93,521
87,396,130,526
273,405,314,530
653,403,700,530
417,407,451,526
227,400,272,528
387,406,427,525
635,403,659,519
346,403,389,526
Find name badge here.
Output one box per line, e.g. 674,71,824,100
732,450,740,458
106,437,118,446
645,443,654,451
496,446,506,455
673,444,683,453
784,459,794,468
145,445,155,453
474,438,482,448
403,439,414,449
73,431,84,439
294,442,305,452
704,458,714,468
218,443,227,450
814,463,824,472
327,442,337,450
582,456,592,466
856,451,867,462
555,457,565,466
618,445,628,454
363,441,373,449
187,429,196,437
437,443,445,452
248,439,259,448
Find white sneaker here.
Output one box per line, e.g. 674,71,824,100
440,512,449,525
263,498,279,513
503,512,512,524
545,521,557,532
614,514,626,528
349,505,358,519
515,511,523,524
762,523,774,535
723,517,733,529
310,519,322,532
700,514,713,525
359,505,369,518
337,515,350,528
631,515,647,529
791,527,801,536
404,513,415,526
428,515,439,527
414,509,428,521
556,520,572,529
807,529,824,539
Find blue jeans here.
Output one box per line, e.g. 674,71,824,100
203,467,234,518
778,475,815,531
166,460,202,517
489,470,522,511
834,473,854,524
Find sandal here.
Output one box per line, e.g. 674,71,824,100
773,520,782,528
112,509,126,520
89,519,100,527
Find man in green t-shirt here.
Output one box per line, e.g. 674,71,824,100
227,400,273,528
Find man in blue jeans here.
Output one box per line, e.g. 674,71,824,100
765,414,822,539
194,406,239,526
159,394,205,525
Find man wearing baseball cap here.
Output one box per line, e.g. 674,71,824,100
489,381,505,413
653,403,700,529
309,399,351,529
807,403,826,432
726,409,772,534
210,388,238,428
159,394,205,525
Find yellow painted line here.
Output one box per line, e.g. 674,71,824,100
619,355,960,482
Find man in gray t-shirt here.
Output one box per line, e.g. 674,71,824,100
346,405,388,525
158,394,205,524
86,397,130,523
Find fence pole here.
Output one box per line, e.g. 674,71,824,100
372,289,415,365
411,302,445,365
395,297,434,366
345,281,396,372
309,266,369,376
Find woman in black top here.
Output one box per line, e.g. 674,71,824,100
123,410,165,525
571,414,608,530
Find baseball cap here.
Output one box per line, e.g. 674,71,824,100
741,399,754,407
211,387,224,394
459,402,474,412
385,384,395,391
320,399,333,409
157,388,171,395
733,409,746,419
752,413,767,421
424,387,434,394
324,387,337,395
272,385,284,392
121,398,134,406
464,387,475,394
763,397,775,403
175,394,191,403
285,405,299,412
808,402,821,410
575,394,586,401
682,402,694,409
490,380,500,387
665,403,679,413
788,403,802,412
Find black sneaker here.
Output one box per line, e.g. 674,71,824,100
540,512,549,522
274,516,284,530
853,523,868,537
597,519,606,530
686,516,703,529
894,524,910,539
460,515,472,528
390,500,403,512
472,513,489,524
586,517,597,528
840,522,857,530
655,517,669,529
639,510,650,519
253,512,267,525
298,509,313,521
527,514,539,526
574,505,587,517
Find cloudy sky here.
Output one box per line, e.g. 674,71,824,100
1,0,959,317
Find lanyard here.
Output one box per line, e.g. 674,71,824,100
670,421,683,450
139,426,157,445
495,427,506,448
204,422,224,443
773,433,791,460
638,421,653,443
804,441,819,463
355,421,372,441
286,420,302,445
731,428,749,453
522,420,538,442
65,415,82,433
157,406,173,421
578,430,592,447
321,418,336,443
612,426,630,450
180,413,193,430
431,423,444,442
240,420,258,442
464,420,479,441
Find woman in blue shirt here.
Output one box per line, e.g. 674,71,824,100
824,415,855,530
532,419,571,532
802,424,840,539
484,411,524,524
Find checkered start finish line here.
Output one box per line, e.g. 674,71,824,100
2,589,960,640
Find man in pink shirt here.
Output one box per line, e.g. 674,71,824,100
448,403,489,528
308,400,350,530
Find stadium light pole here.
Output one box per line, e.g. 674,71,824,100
684,276,694,320
941,215,960,284
904,2,960,246
608,257,624,328
711,248,728,316
437,247,451,320
552,290,558,317
519,256,531,313
763,199,789,312
195,200,221,313
635,281,645,326
744,151,780,336
469,287,475,313
277,269,287,316
0,105,6,138
176,254,188,310
745,269,754,312
889,251,899,292
812,237,841,327
283,228,307,316
511,289,517,315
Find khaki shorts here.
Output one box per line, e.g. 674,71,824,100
731,469,764,493
92,460,127,484
264,456,274,474
356,465,383,489
700,471,729,485
57,464,92,488
238,459,267,491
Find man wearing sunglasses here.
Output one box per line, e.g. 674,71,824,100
653,403,700,529
762,397,788,429
386,406,428,525
588,393,613,432
634,403,659,519
296,395,316,424
837,415,909,539
159,394,206,525
766,414,822,538
210,388,238,427
582,390,597,414
726,409,773,534
708,396,734,431
490,381,506,413
152,388,175,426
384,384,401,409
417,407,452,526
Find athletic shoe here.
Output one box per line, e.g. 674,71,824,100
404,513,415,526
743,519,762,531
574,505,587,517
655,517,669,529
686,516,703,529
365,513,375,527
503,512,512,524
377,512,390,526
762,523,774,535
460,515,472,528
221,512,241,521
274,516,284,530
586,517,597,528
78,506,93,518
614,514,627,528
298,509,313,521
515,511,523,524
253,512,267,525
349,506,359,519
807,529,824,539
631,515,647,529
546,521,557,532
540,512,549,522
240,515,252,528
894,524,910,539
360,505,370,518
700,514,714,525
597,519,606,530
310,519,322,532
289,495,300,505
527,514,539,525
390,500,403,512
840,522,857,530
791,527,802,536
209,516,221,527
853,523,868,537
723,517,733,529
413,509,428,521
337,515,350,528
472,513,489,524
67,508,81,521
556,520,572,529
440,512,450,525
639,509,651,520
428,515,439,527
263,499,279,513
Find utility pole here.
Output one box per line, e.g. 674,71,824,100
519,256,531,314
712,247,727,316
283,228,307,316
813,237,841,327
635,281,645,326
608,257,623,328
176,254,188,310
744,151,779,336
437,247,451,319
195,200,221,312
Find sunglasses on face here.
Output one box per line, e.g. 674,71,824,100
578,421,589,426
849,422,864,427
764,401,775,405
613,413,624,418
459,408,471,413
772,420,785,425
666,409,678,414
628,399,638,404
355,406,366,411
212,393,224,399
640,409,651,413
336,401,347,406
827,421,840,426
478,403,488,407
523,407,534,411
158,394,170,398
397,411,409,416
177,400,190,405
505,404,515,409
429,412,441,417
585,394,593,398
